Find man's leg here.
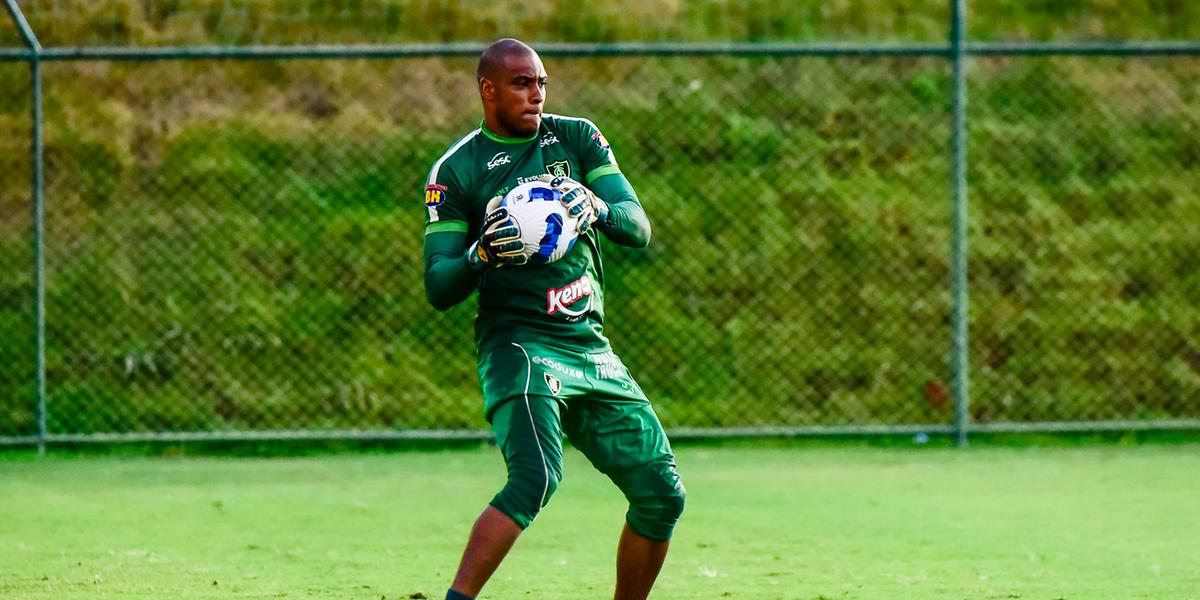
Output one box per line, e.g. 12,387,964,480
564,395,685,600
448,506,522,597
614,522,671,600
447,394,565,598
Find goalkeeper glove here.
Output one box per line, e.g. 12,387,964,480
538,175,608,235
467,195,528,270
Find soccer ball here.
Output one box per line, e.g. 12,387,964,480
499,181,580,265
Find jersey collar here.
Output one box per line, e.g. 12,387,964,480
480,121,538,144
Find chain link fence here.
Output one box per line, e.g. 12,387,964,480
969,56,1200,424
1,59,34,439
2,3,1199,444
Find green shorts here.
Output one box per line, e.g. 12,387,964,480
478,341,647,417
477,341,685,540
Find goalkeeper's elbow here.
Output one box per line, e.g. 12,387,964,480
425,287,453,311
631,222,652,248
424,275,461,312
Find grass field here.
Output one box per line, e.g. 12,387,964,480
2,442,1199,599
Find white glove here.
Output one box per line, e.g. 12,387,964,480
539,175,608,235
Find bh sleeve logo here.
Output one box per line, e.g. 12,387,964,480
424,184,448,207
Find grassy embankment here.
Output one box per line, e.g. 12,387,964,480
1,2,1197,435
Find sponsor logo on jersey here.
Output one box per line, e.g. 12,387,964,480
487,152,512,171
533,355,584,379
546,160,571,179
591,351,628,381
590,130,610,150
543,372,562,395
424,183,448,207
540,133,560,147
546,274,593,317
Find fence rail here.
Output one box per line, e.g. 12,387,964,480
3,1,1199,449
4,41,1200,63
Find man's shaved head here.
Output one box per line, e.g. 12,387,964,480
476,38,548,137
477,38,537,83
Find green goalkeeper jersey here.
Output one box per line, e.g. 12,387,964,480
424,114,625,354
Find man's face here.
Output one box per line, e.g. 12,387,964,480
486,52,547,136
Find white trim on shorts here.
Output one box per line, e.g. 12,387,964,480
511,342,551,508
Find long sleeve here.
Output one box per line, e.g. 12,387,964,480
423,231,480,311
590,173,651,248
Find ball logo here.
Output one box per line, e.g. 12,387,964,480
546,275,593,316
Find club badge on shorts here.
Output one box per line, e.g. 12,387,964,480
544,372,562,395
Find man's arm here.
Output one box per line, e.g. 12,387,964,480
424,229,480,311
590,173,651,248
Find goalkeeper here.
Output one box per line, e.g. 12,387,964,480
422,38,685,600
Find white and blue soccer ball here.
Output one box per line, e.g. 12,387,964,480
500,181,580,265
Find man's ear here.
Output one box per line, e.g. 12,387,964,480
479,78,495,101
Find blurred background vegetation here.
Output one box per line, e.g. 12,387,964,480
1,1,1198,436
10,0,1200,45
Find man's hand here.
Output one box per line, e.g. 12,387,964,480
539,175,609,235
467,196,528,270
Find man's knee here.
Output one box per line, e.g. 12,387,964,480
489,464,561,530
623,461,686,541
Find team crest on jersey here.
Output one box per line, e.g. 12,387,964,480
543,372,562,396
590,131,610,150
424,184,447,207
546,160,571,179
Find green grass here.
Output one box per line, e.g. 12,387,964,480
3,444,1199,599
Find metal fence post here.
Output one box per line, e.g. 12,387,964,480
32,54,45,455
950,0,971,447
4,0,46,454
